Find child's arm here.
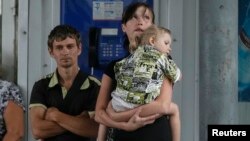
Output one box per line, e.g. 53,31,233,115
97,124,107,141
164,55,182,83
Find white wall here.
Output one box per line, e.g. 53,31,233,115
155,1,199,141
2,0,16,81
17,0,28,140
18,0,60,140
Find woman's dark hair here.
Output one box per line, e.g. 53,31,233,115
122,2,155,50
122,2,155,24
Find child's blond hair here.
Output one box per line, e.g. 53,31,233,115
137,25,171,45
129,25,172,51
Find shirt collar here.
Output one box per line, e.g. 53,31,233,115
48,71,59,88
48,70,89,90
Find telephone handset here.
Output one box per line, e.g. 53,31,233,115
89,27,100,67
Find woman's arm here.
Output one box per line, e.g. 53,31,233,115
3,101,24,141
139,78,174,116
106,78,174,122
95,74,158,131
94,74,115,126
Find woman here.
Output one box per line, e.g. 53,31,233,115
0,67,25,141
95,2,176,141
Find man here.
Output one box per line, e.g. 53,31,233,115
29,25,100,141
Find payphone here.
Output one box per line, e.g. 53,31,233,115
89,27,128,68
61,0,153,79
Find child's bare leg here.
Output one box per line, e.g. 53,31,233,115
97,124,107,141
169,102,180,141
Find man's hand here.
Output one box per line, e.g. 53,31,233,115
45,107,59,121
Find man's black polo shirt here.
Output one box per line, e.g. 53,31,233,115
29,70,100,141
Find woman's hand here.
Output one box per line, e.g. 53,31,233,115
105,101,159,131
122,108,160,131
